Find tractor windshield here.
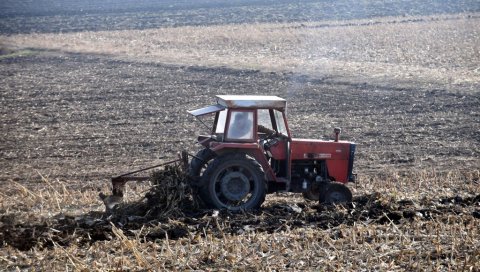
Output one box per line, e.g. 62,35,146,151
274,109,288,136
258,109,274,131
257,109,288,137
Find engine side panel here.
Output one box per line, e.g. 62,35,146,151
290,139,352,182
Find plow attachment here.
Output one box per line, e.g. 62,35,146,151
109,151,189,200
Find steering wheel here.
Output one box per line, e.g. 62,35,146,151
265,131,278,139
262,134,279,150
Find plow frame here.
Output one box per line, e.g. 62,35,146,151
111,151,189,197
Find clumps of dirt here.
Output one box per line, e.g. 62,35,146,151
106,164,199,223
2,163,479,251
0,211,110,251
146,165,198,217
206,192,480,238
1,191,478,251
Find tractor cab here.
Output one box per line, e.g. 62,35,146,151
188,95,290,144
188,95,356,211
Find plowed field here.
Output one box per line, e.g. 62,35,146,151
1,0,479,270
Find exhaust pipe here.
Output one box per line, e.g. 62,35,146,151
334,127,341,142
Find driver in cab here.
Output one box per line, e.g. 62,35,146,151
227,111,254,140
227,111,276,140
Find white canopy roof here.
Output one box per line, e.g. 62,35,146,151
187,95,286,117
216,95,286,109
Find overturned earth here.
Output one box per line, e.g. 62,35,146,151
1,165,479,252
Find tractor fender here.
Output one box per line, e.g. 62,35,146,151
210,142,277,181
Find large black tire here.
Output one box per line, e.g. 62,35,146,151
319,182,352,205
188,148,216,207
188,148,216,183
201,153,266,211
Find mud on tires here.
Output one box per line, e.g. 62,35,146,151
200,152,267,211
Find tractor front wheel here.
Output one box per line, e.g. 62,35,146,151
201,153,266,211
302,181,327,201
319,182,352,204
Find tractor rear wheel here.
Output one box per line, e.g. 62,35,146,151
188,148,216,206
201,153,266,211
188,148,216,182
319,182,352,204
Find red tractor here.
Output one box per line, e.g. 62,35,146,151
187,95,356,211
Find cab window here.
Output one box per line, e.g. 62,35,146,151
274,110,288,135
257,109,274,131
226,111,254,140
215,109,227,134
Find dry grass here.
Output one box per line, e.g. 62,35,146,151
3,13,479,89
1,169,478,271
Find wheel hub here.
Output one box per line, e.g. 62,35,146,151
220,172,251,201
321,183,352,204
329,191,347,202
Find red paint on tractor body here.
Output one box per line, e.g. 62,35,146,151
291,139,352,183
